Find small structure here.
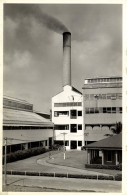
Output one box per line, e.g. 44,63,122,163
85,133,122,166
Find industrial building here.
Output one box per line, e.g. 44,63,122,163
51,31,122,150
52,32,84,150
82,76,122,145
3,96,54,154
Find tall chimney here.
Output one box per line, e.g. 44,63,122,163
63,32,71,87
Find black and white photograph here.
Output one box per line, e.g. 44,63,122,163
2,2,125,193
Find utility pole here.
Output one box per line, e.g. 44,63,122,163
4,137,7,186
61,133,67,160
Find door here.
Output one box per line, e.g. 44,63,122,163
71,141,77,149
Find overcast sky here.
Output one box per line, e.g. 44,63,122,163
4,4,122,113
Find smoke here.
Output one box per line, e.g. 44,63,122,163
4,4,69,34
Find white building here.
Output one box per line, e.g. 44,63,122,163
52,85,83,150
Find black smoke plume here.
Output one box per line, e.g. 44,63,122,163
4,4,69,34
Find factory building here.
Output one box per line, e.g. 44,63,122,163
52,32,83,150
82,76,122,145
3,96,54,154
51,31,122,150
52,85,83,150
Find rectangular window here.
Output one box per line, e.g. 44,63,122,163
78,124,82,130
107,107,111,113
107,94,111,99
54,111,69,117
95,108,99,113
89,108,94,114
70,110,77,119
103,107,107,113
54,125,69,130
78,111,82,116
78,141,82,146
112,107,116,113
102,94,106,99
71,124,77,133
65,141,69,146
111,94,116,100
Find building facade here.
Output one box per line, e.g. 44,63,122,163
52,85,84,150
3,96,54,154
85,133,122,166
82,76,122,145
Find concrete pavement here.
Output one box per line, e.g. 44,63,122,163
3,174,122,193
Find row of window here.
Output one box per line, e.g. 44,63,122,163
54,124,82,131
54,110,82,117
84,93,122,101
55,140,82,147
54,102,82,107
86,77,122,84
85,107,122,114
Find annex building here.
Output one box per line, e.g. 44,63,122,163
82,76,122,145
3,96,54,154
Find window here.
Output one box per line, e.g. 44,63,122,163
70,110,77,119
107,107,111,113
78,124,82,130
103,107,107,113
54,111,69,117
102,94,106,99
71,124,77,133
65,141,69,146
107,94,111,99
107,151,112,161
78,111,82,116
112,107,116,113
78,141,82,146
54,125,69,130
54,102,82,107
89,108,94,114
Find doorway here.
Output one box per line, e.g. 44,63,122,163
71,141,77,149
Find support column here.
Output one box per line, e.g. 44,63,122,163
102,150,104,165
115,151,119,165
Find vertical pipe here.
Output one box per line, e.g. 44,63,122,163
63,32,71,87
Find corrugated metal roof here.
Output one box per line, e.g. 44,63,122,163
85,133,122,149
3,108,53,126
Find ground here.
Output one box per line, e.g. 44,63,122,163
5,150,121,175
2,150,122,192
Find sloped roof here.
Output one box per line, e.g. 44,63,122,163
3,108,53,127
72,86,82,95
85,133,122,149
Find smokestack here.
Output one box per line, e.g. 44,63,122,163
63,32,71,87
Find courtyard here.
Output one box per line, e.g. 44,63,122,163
5,150,121,176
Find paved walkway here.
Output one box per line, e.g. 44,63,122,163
3,175,122,193
37,152,109,175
